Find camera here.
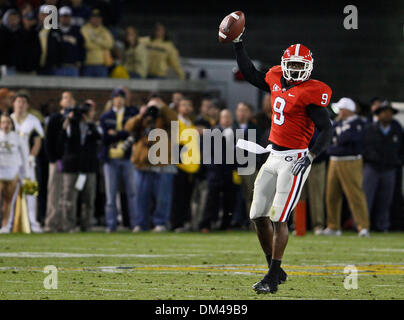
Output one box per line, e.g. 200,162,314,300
120,106,160,153
143,105,159,121
141,105,159,137
64,103,91,121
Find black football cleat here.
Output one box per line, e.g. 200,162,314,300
253,267,287,294
268,275,279,294
253,267,287,288
252,280,271,294
253,272,279,294
279,267,288,284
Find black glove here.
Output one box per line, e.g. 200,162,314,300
291,154,313,176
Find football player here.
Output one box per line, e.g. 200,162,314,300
231,31,333,293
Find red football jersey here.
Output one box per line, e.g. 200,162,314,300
265,65,332,149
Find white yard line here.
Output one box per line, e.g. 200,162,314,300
98,288,138,292
362,248,404,253
0,252,202,258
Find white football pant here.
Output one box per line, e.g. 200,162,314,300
250,149,311,222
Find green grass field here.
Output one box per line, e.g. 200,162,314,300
0,231,403,300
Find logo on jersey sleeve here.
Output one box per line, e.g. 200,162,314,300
272,84,281,92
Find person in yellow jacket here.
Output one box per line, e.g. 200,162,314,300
80,9,114,77
122,26,148,79
142,23,185,80
170,97,200,232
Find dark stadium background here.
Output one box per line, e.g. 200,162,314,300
124,0,404,102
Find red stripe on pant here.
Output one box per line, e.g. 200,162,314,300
279,152,302,222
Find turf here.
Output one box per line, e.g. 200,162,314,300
0,231,403,300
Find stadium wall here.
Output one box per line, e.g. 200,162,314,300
0,75,220,115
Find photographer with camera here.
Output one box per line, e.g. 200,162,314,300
125,94,178,232
59,101,101,232
99,88,138,232
44,91,75,232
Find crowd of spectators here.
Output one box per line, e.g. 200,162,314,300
0,0,184,79
0,87,403,235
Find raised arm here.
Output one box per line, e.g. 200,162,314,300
233,41,270,92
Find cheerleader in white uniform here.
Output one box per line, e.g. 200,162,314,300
11,93,44,233
0,114,29,233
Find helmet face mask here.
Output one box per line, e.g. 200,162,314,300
281,44,313,82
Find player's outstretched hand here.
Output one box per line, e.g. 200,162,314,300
233,27,245,43
291,154,313,176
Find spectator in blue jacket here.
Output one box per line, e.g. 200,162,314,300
53,6,85,77
363,101,402,232
99,88,138,232
324,97,370,237
70,0,92,28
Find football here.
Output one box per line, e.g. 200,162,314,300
218,11,245,43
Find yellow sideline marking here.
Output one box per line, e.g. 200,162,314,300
3,264,404,276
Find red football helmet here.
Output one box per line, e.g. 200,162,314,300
281,44,313,82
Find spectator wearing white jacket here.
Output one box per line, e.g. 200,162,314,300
0,114,29,233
